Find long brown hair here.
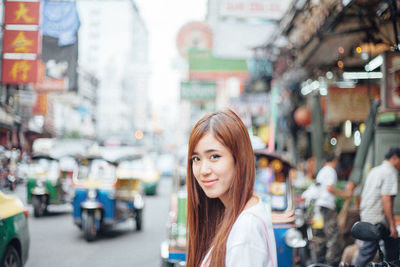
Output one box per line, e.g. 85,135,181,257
186,109,255,267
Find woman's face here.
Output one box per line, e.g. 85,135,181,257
191,133,235,206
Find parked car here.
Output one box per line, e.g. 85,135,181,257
0,190,30,267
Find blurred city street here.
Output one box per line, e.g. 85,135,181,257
12,177,172,267
0,0,399,267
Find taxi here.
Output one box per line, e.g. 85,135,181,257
0,191,30,267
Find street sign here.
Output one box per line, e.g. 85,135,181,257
180,81,216,101
220,0,291,20
4,1,41,25
1,58,40,84
188,49,248,81
3,29,41,54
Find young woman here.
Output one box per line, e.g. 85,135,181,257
186,109,277,267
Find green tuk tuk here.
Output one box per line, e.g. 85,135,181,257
26,154,76,217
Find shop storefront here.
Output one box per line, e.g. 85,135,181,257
261,0,400,178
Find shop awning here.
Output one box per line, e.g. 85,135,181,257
267,0,399,72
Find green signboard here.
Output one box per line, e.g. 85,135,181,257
188,49,248,72
180,81,216,101
188,49,249,80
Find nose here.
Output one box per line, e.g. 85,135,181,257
199,160,211,176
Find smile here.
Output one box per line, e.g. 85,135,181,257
202,179,218,187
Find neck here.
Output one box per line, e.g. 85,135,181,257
220,193,258,210
387,158,397,168
325,162,335,168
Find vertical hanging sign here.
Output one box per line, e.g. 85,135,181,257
1,1,42,85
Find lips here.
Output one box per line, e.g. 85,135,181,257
201,179,218,187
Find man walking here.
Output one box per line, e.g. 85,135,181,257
313,153,350,266
355,147,400,267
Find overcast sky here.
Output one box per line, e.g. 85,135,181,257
135,0,207,113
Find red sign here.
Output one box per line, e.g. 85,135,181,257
176,22,213,59
4,1,41,25
34,78,68,92
32,93,47,115
3,29,41,54
1,59,39,84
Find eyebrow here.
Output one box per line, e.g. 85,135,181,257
192,149,221,155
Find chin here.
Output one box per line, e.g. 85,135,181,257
203,190,222,199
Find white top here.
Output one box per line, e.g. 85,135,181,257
360,160,398,226
315,165,337,210
201,199,277,267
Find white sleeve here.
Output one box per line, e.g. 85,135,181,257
328,168,337,186
226,213,275,267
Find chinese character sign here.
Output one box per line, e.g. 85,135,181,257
4,1,40,25
1,59,39,84
2,0,41,85
2,29,41,54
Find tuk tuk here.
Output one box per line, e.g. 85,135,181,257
26,153,75,217
254,150,296,267
130,155,160,195
160,189,187,267
161,150,296,267
72,155,144,242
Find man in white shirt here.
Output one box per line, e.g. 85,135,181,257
313,153,350,266
355,147,400,267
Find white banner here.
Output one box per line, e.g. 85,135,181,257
220,0,292,20
212,21,276,59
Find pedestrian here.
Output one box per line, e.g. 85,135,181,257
312,153,350,266
355,147,400,267
186,109,277,267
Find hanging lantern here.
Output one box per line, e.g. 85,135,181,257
294,106,312,126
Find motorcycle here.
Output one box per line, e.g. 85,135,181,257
287,201,316,267
308,221,400,267
349,222,400,267
3,170,17,191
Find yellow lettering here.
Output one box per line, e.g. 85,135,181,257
14,3,35,23
9,61,32,82
11,32,34,53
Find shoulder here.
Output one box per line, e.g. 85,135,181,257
325,166,337,176
365,165,381,180
316,166,336,183
370,162,396,180
226,202,277,267
317,166,335,177
227,203,270,248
